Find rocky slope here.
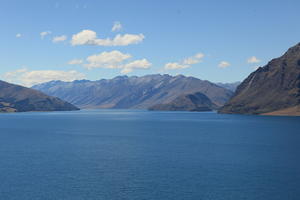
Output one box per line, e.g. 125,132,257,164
33,74,233,109
0,80,79,112
149,92,217,111
219,43,300,115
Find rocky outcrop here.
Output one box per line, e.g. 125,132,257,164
219,43,300,115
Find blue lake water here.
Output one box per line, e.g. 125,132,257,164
0,109,300,200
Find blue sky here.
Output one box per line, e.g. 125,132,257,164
1,0,300,86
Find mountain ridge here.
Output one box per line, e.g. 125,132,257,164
149,92,218,111
33,74,233,110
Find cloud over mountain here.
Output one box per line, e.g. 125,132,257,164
121,59,151,74
82,50,151,74
247,56,260,63
164,53,204,70
4,69,85,86
218,61,230,68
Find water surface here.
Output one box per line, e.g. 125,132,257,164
0,110,299,200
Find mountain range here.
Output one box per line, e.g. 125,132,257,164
4,39,300,116
220,42,300,116
32,74,233,110
0,80,79,112
3,42,300,115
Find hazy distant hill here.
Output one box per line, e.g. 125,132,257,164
216,82,241,92
149,92,218,111
220,43,300,116
32,74,233,109
0,80,79,112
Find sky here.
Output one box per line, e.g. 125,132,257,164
1,0,300,86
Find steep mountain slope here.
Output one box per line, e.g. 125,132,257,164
219,43,300,115
33,74,233,109
149,92,217,111
0,80,79,112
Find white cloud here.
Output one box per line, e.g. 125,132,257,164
121,59,152,74
4,68,27,82
84,50,131,69
247,56,261,63
108,34,144,46
68,59,83,65
80,50,151,73
16,33,22,38
40,31,51,39
4,69,85,87
53,35,67,43
218,61,230,68
71,29,144,46
164,53,204,70
112,21,122,32
71,30,96,45
164,62,189,70
183,53,204,65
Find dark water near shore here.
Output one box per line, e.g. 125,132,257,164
0,109,300,200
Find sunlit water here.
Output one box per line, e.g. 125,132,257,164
0,109,299,200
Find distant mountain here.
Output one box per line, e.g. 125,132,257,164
219,43,300,116
0,80,79,112
32,74,233,109
216,82,241,92
149,92,217,111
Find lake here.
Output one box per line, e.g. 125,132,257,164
0,109,299,200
